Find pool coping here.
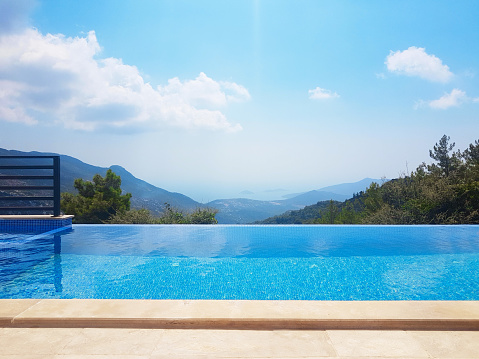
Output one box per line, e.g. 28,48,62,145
1,299,479,331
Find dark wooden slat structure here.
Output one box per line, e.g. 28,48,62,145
0,156,61,216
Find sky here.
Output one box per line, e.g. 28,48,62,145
0,0,478,202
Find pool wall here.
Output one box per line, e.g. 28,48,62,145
0,215,73,232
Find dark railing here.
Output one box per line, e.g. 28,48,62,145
0,156,61,216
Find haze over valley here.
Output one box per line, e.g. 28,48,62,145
1,148,379,224
0,1,477,211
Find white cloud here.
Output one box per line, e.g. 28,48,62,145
0,28,248,132
429,89,467,110
308,87,339,100
416,89,478,110
386,46,453,83
158,72,250,110
429,89,466,109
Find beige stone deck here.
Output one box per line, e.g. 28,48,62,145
1,299,479,358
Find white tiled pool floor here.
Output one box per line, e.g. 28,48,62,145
1,299,479,358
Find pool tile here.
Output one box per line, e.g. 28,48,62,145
5,225,479,301
326,330,430,358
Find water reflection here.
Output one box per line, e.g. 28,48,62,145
2,225,479,300
57,225,479,258
53,233,62,293
60,225,255,258
0,229,69,296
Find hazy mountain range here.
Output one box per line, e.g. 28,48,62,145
0,148,379,223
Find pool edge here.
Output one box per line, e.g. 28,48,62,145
2,299,479,331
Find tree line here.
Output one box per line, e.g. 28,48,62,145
259,135,479,224
61,169,218,224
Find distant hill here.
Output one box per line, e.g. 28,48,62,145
283,178,382,199
256,179,386,224
0,148,200,215
256,200,340,224
209,179,380,223
208,190,351,224
317,177,384,196
207,198,288,224
0,148,382,223
281,190,349,205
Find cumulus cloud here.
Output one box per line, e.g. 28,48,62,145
158,72,250,109
386,46,453,83
0,28,248,132
308,87,339,100
415,89,479,110
428,89,468,109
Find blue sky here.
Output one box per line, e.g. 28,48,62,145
0,0,478,202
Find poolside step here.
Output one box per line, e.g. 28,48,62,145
1,299,479,331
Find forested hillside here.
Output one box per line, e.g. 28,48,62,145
0,148,201,215
258,135,479,224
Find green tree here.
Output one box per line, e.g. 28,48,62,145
107,206,219,224
188,207,219,224
107,208,160,224
337,201,361,224
363,182,383,214
153,203,218,224
158,203,186,224
258,136,479,225
61,169,132,223
463,139,479,167
315,200,340,224
429,134,458,177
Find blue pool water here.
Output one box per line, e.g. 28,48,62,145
1,225,479,300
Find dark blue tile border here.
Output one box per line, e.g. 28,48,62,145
0,217,72,232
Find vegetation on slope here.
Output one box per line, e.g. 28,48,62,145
258,135,479,224
61,170,218,224
61,169,132,223
107,204,218,224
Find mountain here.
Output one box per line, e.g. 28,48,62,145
207,198,288,224
281,190,349,205
0,148,381,223
208,180,380,224
317,177,383,196
0,148,200,215
235,188,290,201
283,178,381,199
208,190,350,224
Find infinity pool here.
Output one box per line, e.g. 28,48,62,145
1,225,479,300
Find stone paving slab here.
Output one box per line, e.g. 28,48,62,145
1,328,479,358
1,299,479,330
